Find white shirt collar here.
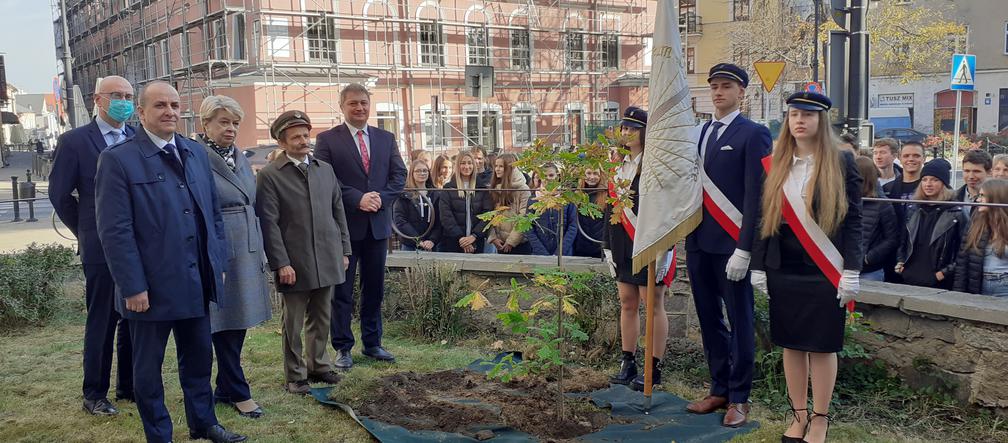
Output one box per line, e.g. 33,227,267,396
618,152,643,181
95,115,124,135
143,128,174,149
714,109,741,128
345,121,368,135
792,153,814,165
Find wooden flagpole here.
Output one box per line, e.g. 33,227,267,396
643,260,656,412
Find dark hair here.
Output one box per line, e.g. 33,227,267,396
841,133,859,147
962,149,993,171
855,156,879,197
872,137,899,156
621,125,646,151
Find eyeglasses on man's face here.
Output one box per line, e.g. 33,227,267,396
98,92,135,101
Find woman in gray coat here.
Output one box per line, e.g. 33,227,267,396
197,96,272,418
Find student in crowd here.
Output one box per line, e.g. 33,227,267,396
432,154,453,189
750,92,862,443
394,159,440,251
409,149,432,166
439,151,489,253
992,154,1008,179
882,141,925,218
838,133,860,155
604,106,672,393
896,158,968,290
527,162,577,256
572,168,607,258
954,179,1008,296
855,156,901,282
471,146,493,186
872,138,901,187
955,149,992,218
487,153,532,254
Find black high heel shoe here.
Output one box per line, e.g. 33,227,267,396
802,411,831,443
781,401,808,443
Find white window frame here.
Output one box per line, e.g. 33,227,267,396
419,103,451,149
511,103,537,148
509,8,533,70
565,31,586,71
416,1,445,67
159,39,170,77
462,103,503,151
305,13,337,63
231,14,246,60
564,102,586,147
466,26,489,66
266,17,290,58
1004,22,1008,55
376,102,405,143
643,37,653,67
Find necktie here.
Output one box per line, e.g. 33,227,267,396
357,130,371,173
107,130,123,147
164,142,183,166
297,162,309,175
703,121,725,162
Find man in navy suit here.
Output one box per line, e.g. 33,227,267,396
315,83,406,368
95,81,246,443
50,75,135,416
684,63,771,427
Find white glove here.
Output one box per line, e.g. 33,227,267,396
603,249,617,278
725,248,751,282
655,250,672,285
750,270,768,296
837,270,860,308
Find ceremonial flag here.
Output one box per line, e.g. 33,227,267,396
631,0,702,272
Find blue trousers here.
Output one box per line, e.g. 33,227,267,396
331,236,388,351
212,329,252,403
130,315,218,443
82,263,133,401
686,251,755,404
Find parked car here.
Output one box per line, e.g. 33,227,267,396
874,128,928,144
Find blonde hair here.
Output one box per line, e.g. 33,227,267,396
453,151,478,198
432,154,452,188
405,159,431,195
760,111,848,238
912,181,955,201
199,95,244,124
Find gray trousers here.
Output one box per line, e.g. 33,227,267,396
281,286,335,382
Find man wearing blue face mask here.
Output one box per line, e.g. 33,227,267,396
50,75,137,416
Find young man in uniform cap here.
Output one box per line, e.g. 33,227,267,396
684,63,772,427
256,111,351,395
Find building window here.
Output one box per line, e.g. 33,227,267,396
465,108,500,151
565,32,585,71
467,26,489,65
212,18,227,59
601,35,619,69
510,29,531,69
686,47,695,73
306,14,337,62
421,105,450,148
1004,22,1008,54
159,39,170,76
733,0,750,21
643,37,653,67
419,22,445,66
232,14,246,59
266,18,290,58
145,44,156,79
565,105,584,146
512,106,535,147
376,110,399,136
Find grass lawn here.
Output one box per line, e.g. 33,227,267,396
0,302,952,442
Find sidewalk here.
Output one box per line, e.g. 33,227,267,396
0,151,72,253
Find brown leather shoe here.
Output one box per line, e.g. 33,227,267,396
723,402,751,428
686,395,728,414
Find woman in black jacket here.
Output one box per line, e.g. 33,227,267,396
438,151,489,253
896,158,968,290
854,156,900,281
394,159,440,251
572,168,607,258
954,179,1008,296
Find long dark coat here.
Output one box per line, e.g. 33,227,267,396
256,152,352,293
199,138,272,332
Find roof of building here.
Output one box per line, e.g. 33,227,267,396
17,94,54,114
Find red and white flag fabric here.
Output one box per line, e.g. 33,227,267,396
631,0,703,272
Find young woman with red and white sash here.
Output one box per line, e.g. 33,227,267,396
602,106,674,392
750,92,863,443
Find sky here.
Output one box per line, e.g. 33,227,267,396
0,0,59,94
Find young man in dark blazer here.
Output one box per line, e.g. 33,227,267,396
49,75,135,416
684,63,771,427
315,83,407,368
95,81,245,443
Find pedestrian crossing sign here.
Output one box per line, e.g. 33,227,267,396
950,54,976,91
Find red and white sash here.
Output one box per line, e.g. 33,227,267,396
761,156,854,312
608,180,676,286
700,165,743,241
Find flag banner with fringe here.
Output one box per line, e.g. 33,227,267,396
631,0,702,272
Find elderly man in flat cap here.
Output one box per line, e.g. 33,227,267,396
255,111,351,395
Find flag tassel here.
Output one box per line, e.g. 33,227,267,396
632,210,702,273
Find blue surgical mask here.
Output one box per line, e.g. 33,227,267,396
107,99,135,123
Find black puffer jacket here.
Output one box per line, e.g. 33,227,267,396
861,199,901,273
898,204,968,289
393,191,441,248
953,232,992,294
437,179,490,253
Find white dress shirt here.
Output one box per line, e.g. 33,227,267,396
786,154,815,202
95,115,126,148
144,128,182,163
699,109,741,162
346,122,370,158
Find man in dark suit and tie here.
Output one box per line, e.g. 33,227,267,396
315,83,407,368
50,75,135,416
95,81,246,443
684,63,771,427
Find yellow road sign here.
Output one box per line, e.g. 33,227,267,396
753,61,786,93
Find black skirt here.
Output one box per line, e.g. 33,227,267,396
612,234,649,286
766,225,845,353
